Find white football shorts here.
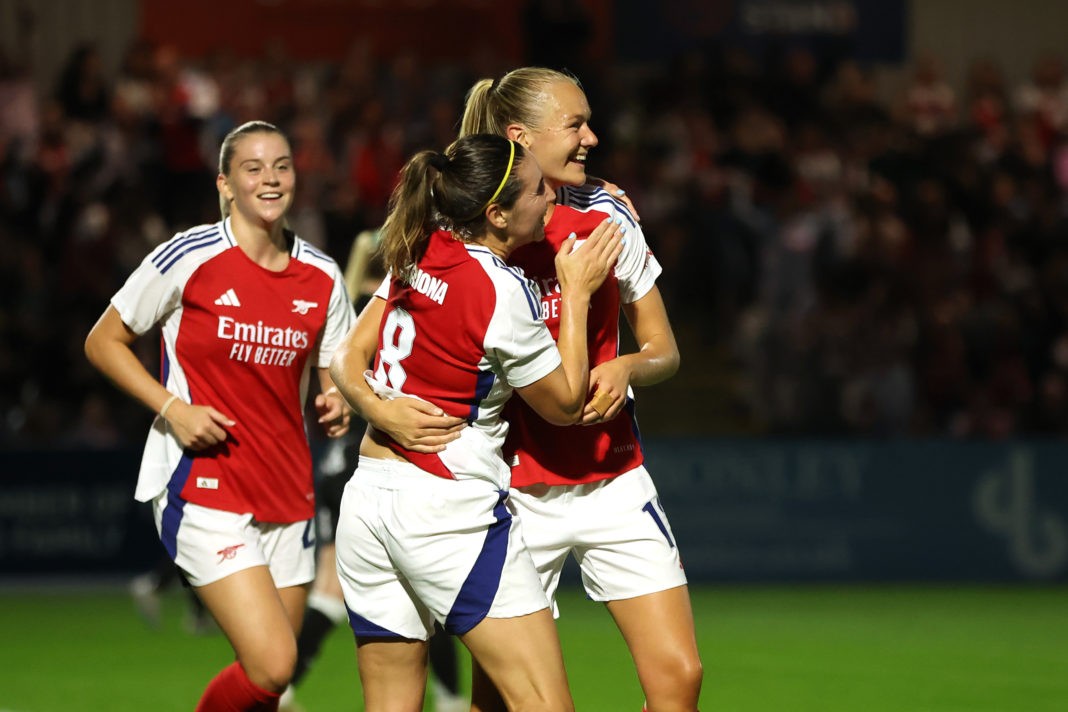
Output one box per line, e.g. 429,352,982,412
509,465,687,615
152,489,316,588
335,457,548,641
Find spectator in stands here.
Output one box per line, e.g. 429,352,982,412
5,36,1068,444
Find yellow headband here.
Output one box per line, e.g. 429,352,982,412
482,140,516,212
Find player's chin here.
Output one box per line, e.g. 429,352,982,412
566,163,588,186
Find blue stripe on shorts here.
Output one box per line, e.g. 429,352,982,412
160,455,193,560
444,490,511,635
346,603,406,638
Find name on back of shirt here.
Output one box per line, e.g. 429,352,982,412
411,267,449,305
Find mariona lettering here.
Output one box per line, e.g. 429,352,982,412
411,268,449,305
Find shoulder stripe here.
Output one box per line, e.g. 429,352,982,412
152,225,220,267
490,254,540,320
467,245,541,320
299,242,332,263
589,197,638,228
561,189,637,228
219,219,238,247
154,232,225,274
293,239,339,277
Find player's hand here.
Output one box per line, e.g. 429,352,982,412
580,358,631,425
556,218,624,299
316,387,351,438
165,402,235,450
373,398,466,453
586,175,640,222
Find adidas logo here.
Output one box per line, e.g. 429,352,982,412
214,288,241,307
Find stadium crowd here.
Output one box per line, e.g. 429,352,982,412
4,36,1068,446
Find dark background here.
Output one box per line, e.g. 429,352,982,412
1,0,1067,582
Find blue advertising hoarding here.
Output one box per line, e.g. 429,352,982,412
0,449,159,578
645,439,1068,582
1,439,1065,582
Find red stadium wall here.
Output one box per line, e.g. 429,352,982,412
138,0,613,64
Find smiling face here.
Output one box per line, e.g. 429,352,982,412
513,80,598,190
216,131,294,229
500,153,554,248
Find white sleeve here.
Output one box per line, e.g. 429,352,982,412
486,277,561,388
573,191,663,305
110,244,185,334
372,274,391,300
614,220,662,304
316,267,357,367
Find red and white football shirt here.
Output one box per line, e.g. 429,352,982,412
367,230,560,490
112,218,354,522
504,184,663,487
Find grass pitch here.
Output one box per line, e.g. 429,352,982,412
0,584,1065,711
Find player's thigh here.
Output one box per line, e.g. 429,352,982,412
196,565,296,676
278,582,309,633
606,585,703,706
470,659,507,712
606,585,700,664
356,637,429,712
460,609,572,712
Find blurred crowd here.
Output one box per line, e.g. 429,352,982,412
4,34,1068,446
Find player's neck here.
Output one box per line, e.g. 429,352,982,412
544,202,557,224
470,236,510,260
230,215,290,271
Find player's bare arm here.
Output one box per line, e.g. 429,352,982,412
84,306,235,450
329,297,465,453
518,218,623,424
315,367,351,438
581,285,680,425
